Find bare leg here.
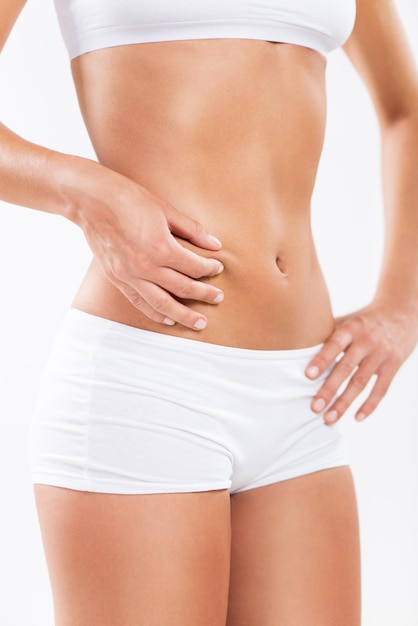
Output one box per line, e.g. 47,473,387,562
34,485,231,626
227,466,361,625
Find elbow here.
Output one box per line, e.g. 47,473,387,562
378,95,418,132
379,104,418,160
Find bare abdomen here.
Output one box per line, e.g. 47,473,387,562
70,39,335,349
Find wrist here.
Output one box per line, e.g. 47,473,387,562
54,154,112,226
371,290,418,322
56,154,142,229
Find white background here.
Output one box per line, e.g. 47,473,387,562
0,1,418,624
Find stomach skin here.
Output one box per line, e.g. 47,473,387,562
70,38,336,350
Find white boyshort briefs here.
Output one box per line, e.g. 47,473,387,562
28,308,349,495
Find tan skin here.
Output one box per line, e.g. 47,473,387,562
2,0,418,623
70,39,333,350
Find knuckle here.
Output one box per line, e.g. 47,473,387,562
350,373,369,390
205,258,221,274
389,353,403,369
102,265,117,284
132,252,151,273
329,332,351,350
188,267,203,280
361,332,375,350
338,360,356,375
354,315,371,335
373,380,390,398
177,281,195,299
317,385,335,403
191,261,212,279
150,294,171,314
353,316,367,331
367,330,387,351
312,354,329,371
107,256,127,280
334,398,349,413
112,251,148,280
193,220,204,237
362,400,378,414
149,238,172,262
128,293,146,310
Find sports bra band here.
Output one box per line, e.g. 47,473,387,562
54,0,357,60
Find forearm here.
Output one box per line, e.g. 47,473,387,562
0,120,117,225
373,112,418,317
0,118,224,330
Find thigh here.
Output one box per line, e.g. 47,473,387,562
34,485,231,626
227,466,361,626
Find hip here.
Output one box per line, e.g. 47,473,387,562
28,307,347,495
72,254,335,350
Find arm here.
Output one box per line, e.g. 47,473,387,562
0,0,224,331
345,0,418,317
305,0,418,423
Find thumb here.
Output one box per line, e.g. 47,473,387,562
165,204,222,251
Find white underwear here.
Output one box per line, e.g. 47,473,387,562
28,308,349,495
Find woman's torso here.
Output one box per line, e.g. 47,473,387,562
70,38,335,349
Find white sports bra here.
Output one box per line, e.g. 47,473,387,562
54,0,357,61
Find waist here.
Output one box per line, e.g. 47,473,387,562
71,41,333,347
73,223,336,350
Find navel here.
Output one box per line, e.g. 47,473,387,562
275,255,288,277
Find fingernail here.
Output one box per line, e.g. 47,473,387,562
163,318,175,326
216,262,224,275
356,412,367,421
213,291,224,304
324,410,339,423
312,397,326,412
306,365,319,378
208,235,222,247
193,318,207,330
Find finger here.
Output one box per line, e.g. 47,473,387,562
117,283,177,327
354,362,399,422
310,345,367,417
321,356,382,424
333,315,348,325
157,267,224,305
137,279,209,331
165,204,223,251
305,328,354,380
167,240,224,278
